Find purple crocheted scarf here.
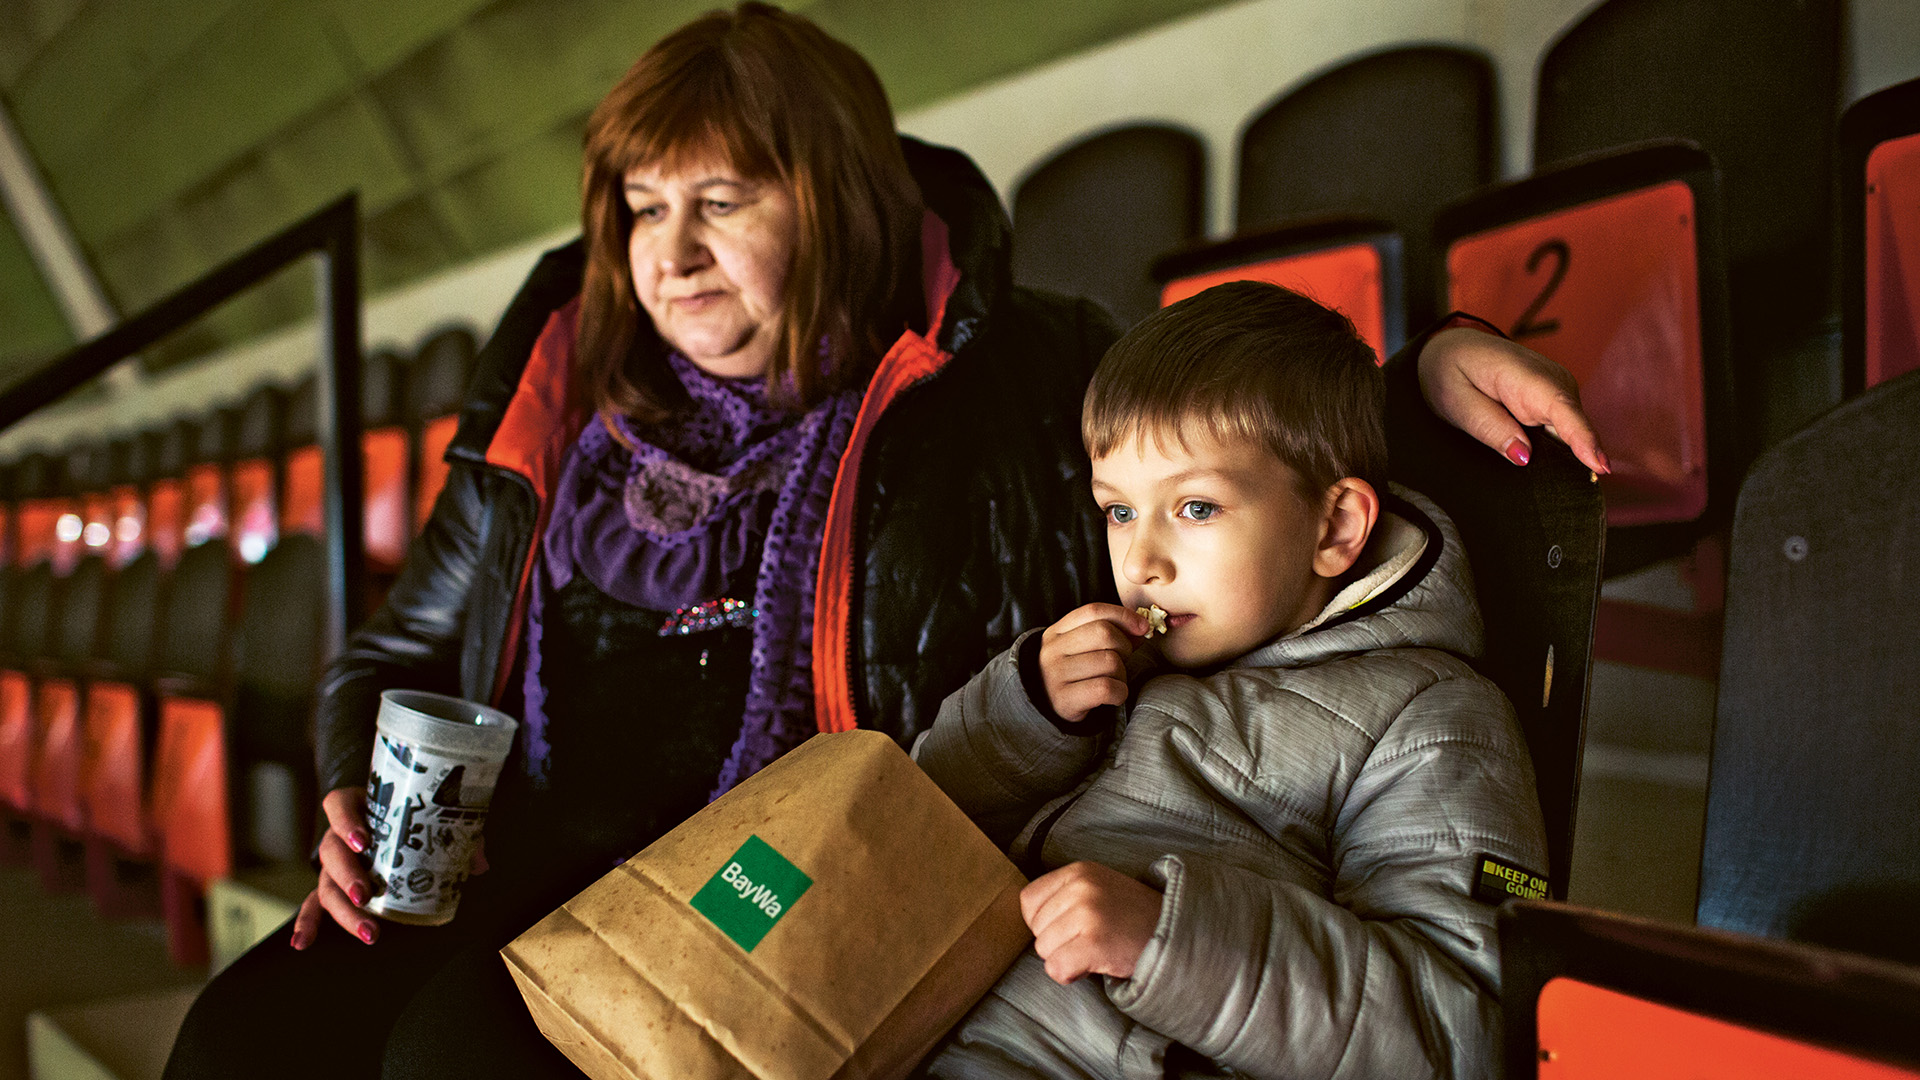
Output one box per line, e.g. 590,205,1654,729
520,352,860,798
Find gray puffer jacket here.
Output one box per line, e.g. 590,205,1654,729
914,486,1548,1080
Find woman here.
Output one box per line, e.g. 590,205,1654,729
165,6,1605,1078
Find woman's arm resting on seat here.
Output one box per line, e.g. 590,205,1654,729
1416,325,1611,476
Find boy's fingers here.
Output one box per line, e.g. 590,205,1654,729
1051,678,1129,723
1020,865,1077,927
1047,649,1128,689
1046,604,1147,641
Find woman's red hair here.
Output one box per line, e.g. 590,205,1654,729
577,2,925,427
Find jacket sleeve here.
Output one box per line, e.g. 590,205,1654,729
1105,676,1549,1080
312,463,490,794
310,241,584,795
912,629,1112,848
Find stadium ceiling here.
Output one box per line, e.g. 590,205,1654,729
0,0,1233,379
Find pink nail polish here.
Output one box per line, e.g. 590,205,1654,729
358,924,376,944
350,884,368,907
348,832,368,853
1504,439,1531,466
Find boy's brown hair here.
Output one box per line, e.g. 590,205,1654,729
1083,280,1387,497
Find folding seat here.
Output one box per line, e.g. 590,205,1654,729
31,455,112,891
232,376,327,867
182,410,234,551
228,386,286,567
361,348,412,580
148,412,241,965
82,439,166,916
1011,125,1205,329
1694,368,1920,966
1384,354,1605,897
1435,143,1732,573
106,437,149,569
411,326,479,533
146,421,192,571
1154,218,1405,362
1499,901,1920,1079
1,453,66,866
1238,46,1496,328
1535,0,1843,450
1840,76,1920,395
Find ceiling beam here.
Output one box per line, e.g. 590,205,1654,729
0,96,118,341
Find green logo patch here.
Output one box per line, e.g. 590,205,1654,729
690,835,812,952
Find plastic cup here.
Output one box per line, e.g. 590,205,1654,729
362,690,518,926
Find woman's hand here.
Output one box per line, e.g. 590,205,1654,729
292,787,379,949
1417,326,1611,475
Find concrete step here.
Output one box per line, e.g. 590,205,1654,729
26,987,198,1080
206,864,312,973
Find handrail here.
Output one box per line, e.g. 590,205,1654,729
0,193,366,656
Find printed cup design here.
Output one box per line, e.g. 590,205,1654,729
363,690,517,926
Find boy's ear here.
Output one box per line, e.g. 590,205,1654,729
1314,479,1379,579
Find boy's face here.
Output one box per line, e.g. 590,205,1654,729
1092,429,1336,668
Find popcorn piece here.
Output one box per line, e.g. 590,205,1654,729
1134,604,1169,637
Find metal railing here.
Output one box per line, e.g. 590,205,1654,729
0,194,367,653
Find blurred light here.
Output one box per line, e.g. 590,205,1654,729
82,522,110,547
116,516,142,543
185,522,210,547
56,513,83,543
238,533,269,565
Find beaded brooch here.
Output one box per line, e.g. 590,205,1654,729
657,597,760,637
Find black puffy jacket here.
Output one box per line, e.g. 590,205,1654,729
314,139,1120,792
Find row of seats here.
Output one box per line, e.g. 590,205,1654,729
0,325,477,964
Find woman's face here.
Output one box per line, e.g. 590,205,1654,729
624,158,798,379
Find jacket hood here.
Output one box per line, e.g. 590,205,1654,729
899,136,1012,355
1231,484,1484,670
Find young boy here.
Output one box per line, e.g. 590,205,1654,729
914,281,1549,1080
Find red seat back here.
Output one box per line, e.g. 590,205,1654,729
29,677,82,831
1157,221,1403,363
150,696,230,886
1437,144,1729,542
80,681,148,856
0,671,31,811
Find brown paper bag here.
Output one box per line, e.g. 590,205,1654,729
501,729,1032,1080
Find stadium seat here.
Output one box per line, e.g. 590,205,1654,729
1435,142,1732,569
1384,344,1606,897
147,422,191,571
1841,76,1920,395
1011,125,1205,329
229,386,286,567
411,326,479,534
69,443,114,567
1696,367,1920,966
1239,46,1496,327
106,437,149,569
2,454,65,865
183,410,234,552
1153,216,1405,361
149,472,238,965
361,348,412,577
1535,0,1843,450
1500,901,1920,1079
32,514,111,892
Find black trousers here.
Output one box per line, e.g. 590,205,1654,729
162,876,584,1080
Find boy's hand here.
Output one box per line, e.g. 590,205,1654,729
1022,861,1163,984
1038,604,1149,722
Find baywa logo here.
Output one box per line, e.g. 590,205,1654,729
690,835,813,952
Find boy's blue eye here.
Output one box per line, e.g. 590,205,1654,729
1179,501,1218,522
1106,504,1136,525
